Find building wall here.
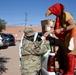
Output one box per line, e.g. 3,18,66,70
2,26,42,40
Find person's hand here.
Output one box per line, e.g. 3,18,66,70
41,36,50,44
55,29,61,34
41,36,46,41
44,30,54,37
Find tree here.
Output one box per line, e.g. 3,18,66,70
0,18,6,32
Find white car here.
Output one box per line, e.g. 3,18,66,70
34,32,56,75
0,34,9,48
35,32,62,75
0,35,4,47
41,52,56,75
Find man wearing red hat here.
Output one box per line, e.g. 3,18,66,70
44,3,76,75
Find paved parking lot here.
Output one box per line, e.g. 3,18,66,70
0,41,21,75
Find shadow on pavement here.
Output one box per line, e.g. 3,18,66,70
0,46,8,50
0,57,10,75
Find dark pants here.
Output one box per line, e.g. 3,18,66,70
46,36,67,71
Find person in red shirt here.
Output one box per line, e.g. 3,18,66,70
44,3,76,75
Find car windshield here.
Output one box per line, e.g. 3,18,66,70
8,34,14,38
1,33,14,39
1,34,8,38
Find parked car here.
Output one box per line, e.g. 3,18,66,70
7,34,15,46
0,33,15,46
0,34,9,48
0,35,4,47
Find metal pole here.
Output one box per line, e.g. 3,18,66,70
25,13,27,26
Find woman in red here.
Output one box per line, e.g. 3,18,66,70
44,3,76,75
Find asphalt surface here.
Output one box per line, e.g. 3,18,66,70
0,41,21,75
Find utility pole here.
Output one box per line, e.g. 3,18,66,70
25,13,27,26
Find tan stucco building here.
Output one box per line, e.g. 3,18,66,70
2,26,42,40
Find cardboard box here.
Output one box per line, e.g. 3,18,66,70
41,19,55,34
